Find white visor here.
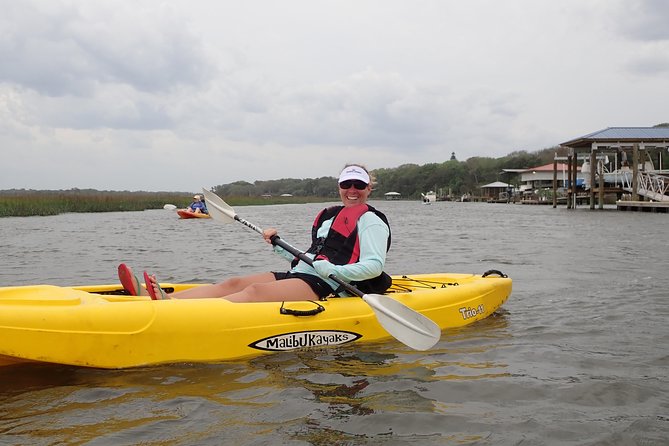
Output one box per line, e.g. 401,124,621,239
338,165,370,184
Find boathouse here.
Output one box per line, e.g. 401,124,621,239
558,127,669,211
480,181,511,202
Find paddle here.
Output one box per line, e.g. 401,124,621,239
201,188,441,351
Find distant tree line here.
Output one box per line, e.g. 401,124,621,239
212,147,565,200
213,177,340,199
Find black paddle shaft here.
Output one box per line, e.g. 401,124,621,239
270,236,363,299
233,214,364,298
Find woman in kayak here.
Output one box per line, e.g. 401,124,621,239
186,194,208,214
118,164,391,302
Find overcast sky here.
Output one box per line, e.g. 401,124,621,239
1,0,667,192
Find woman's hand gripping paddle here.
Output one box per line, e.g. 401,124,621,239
201,188,441,351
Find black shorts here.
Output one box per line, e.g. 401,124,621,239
273,271,336,299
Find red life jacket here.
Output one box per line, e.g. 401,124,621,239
294,204,392,295
301,204,391,265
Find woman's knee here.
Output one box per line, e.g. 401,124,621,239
219,276,245,289
238,282,271,301
214,273,272,296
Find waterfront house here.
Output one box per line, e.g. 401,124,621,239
503,163,583,197
519,163,583,193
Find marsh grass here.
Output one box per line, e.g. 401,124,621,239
0,190,330,217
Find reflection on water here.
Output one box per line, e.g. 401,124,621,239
1,202,668,445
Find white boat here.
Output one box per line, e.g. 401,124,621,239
582,159,642,188
421,191,436,204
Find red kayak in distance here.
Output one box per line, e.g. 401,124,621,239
177,209,211,219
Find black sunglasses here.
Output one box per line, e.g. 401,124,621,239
339,180,368,190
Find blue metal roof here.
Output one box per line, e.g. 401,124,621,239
580,127,669,139
562,127,669,147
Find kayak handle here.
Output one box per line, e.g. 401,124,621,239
482,269,508,278
280,301,325,316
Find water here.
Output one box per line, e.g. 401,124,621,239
1,201,667,445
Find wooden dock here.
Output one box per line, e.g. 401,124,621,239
616,200,669,213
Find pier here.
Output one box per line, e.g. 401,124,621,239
556,127,669,211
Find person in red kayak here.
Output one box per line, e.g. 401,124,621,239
186,194,208,214
118,164,391,302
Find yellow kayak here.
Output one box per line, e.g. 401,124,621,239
0,272,511,369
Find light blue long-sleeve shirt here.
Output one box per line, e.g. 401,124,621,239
273,212,389,294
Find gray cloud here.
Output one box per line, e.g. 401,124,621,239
198,70,522,154
624,43,669,75
0,1,212,97
617,0,669,41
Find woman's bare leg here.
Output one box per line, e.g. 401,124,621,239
148,272,277,299
145,270,320,303
224,278,319,303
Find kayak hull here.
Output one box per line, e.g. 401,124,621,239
0,273,511,369
177,209,211,219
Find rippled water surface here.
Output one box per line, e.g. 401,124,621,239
1,201,667,445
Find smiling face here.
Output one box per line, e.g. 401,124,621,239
338,180,372,207
336,165,373,207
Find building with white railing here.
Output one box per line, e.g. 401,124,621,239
559,127,669,211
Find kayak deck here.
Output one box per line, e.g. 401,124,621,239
177,209,211,219
0,272,511,369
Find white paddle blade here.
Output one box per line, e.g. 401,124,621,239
362,294,441,350
163,204,177,210
201,188,236,223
